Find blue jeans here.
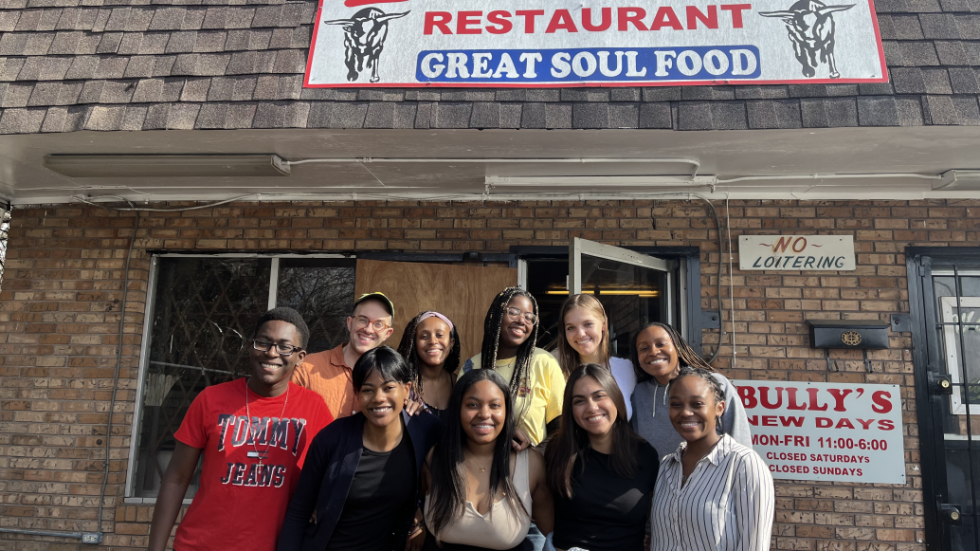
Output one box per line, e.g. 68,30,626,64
525,522,554,551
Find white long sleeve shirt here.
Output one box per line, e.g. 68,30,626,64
651,435,775,551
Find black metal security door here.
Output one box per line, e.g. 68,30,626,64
909,248,980,551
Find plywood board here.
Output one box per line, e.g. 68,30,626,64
354,259,518,362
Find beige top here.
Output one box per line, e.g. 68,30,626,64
424,449,532,550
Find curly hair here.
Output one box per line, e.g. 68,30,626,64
254,307,310,348
397,311,461,401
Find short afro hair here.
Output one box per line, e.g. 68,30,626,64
254,307,310,348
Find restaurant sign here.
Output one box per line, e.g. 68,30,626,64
739,234,856,271
735,381,905,484
304,0,887,88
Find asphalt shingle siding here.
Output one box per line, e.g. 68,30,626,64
0,0,977,133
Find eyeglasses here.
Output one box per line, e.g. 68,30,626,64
351,315,391,332
252,339,303,356
505,307,538,324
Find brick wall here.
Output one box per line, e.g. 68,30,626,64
3,198,979,550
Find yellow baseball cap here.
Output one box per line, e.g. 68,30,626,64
354,292,395,320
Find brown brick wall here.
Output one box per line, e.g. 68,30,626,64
3,198,979,550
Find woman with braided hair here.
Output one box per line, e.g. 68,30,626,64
398,311,461,421
461,287,566,450
629,322,751,460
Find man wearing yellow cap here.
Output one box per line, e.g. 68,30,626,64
290,292,395,418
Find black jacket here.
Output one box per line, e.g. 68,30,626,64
277,411,441,551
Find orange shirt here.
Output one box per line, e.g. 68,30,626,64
291,344,359,418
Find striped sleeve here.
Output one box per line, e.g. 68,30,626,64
733,450,775,551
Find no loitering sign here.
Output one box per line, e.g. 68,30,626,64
739,234,856,271
734,381,905,484
304,0,888,88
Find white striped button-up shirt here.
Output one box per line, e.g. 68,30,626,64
650,435,775,551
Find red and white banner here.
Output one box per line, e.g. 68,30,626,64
734,381,905,484
304,0,887,88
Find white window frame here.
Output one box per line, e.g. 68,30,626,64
941,294,980,416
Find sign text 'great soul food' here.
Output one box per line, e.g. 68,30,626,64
734,381,905,484
304,0,887,88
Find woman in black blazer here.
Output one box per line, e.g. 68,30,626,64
278,346,441,551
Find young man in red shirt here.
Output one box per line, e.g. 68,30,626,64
148,307,334,551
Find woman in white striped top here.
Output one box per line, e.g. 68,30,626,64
650,366,774,551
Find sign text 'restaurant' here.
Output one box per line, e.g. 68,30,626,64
305,0,887,88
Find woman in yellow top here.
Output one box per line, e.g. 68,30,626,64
461,287,566,450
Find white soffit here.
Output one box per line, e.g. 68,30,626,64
1,126,980,204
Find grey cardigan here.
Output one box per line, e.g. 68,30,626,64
630,372,752,459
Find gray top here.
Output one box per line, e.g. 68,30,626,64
630,372,752,460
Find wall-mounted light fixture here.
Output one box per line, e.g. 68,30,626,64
933,170,980,190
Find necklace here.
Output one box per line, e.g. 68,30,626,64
244,380,289,466
465,455,491,473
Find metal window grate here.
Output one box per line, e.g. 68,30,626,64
133,257,272,498
129,256,357,499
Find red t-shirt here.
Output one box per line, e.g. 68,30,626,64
173,379,333,551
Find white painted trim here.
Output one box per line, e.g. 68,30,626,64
517,259,528,290
573,237,672,275
933,270,980,277
941,296,980,417
679,260,689,341
124,497,194,505
268,258,280,310
124,255,159,499
12,188,980,206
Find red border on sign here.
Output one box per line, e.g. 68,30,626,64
303,0,889,88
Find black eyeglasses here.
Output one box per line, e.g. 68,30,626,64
252,339,303,356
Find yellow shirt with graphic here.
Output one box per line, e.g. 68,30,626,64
462,348,566,446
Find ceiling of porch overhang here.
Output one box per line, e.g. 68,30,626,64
2,125,980,205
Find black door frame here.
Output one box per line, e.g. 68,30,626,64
908,246,980,550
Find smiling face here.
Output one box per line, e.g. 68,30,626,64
416,316,453,368
564,307,606,362
357,369,411,428
460,380,507,446
668,375,726,444
571,375,617,440
635,325,680,385
499,295,535,350
249,320,307,394
346,299,394,355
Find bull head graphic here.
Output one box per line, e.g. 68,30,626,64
760,0,855,79
326,8,410,83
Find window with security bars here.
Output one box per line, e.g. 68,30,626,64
932,269,980,551
129,256,355,499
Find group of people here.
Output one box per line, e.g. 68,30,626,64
148,288,775,551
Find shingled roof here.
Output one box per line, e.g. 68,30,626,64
0,0,977,133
